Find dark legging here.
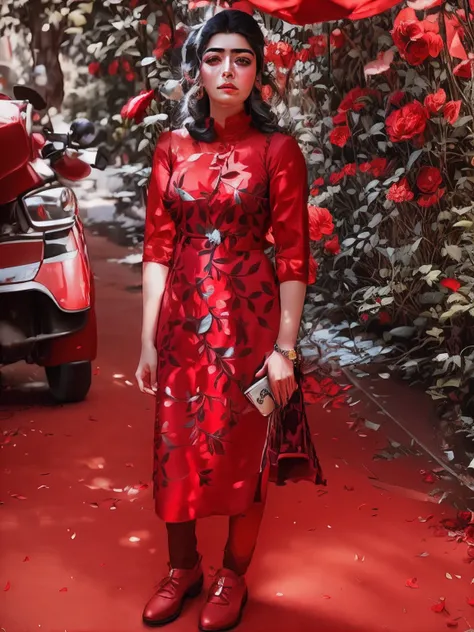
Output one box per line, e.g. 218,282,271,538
166,500,266,575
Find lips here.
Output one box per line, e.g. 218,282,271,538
218,83,238,90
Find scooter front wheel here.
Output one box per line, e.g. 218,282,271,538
45,361,92,403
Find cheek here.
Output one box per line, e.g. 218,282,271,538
200,66,219,91
237,67,257,93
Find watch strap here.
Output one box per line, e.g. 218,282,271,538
274,343,298,363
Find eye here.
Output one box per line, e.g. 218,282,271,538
235,57,252,66
203,56,221,65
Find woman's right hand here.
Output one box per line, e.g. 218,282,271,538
135,344,158,396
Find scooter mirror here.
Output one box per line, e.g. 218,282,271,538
13,85,47,110
70,118,96,148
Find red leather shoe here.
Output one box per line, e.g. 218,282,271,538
199,569,248,632
142,559,203,627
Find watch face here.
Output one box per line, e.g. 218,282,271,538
288,349,297,360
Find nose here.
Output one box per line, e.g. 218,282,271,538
222,57,234,78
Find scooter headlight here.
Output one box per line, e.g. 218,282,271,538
22,186,77,230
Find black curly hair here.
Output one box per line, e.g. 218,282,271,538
175,9,279,142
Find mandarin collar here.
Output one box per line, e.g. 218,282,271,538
209,111,252,142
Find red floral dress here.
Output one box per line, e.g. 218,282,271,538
144,111,312,523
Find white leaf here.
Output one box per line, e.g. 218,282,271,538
198,313,213,334
389,326,416,338
141,57,156,66
443,244,462,262
176,188,195,202
406,149,423,170
369,122,385,135
137,138,149,152
368,213,383,228
143,114,168,126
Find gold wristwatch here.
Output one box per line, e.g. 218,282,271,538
274,343,298,363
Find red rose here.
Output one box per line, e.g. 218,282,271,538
265,41,296,70
332,111,348,125
174,26,188,49
453,59,473,79
359,162,371,173
121,89,155,123
404,38,430,66
441,278,461,292
330,28,345,49
379,311,391,325
444,100,461,125
417,166,442,193
424,31,443,58
308,206,334,241
324,235,341,255
153,23,172,59
108,59,119,75
313,177,324,187
424,88,446,114
343,163,357,176
418,187,445,207
388,91,406,107
391,8,442,66
386,178,414,203
370,158,388,177
88,61,100,76
386,101,428,143
329,170,345,185
308,35,327,57
329,125,351,148
339,86,379,113
297,48,311,64
308,256,318,285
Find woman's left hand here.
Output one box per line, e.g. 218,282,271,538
255,351,297,407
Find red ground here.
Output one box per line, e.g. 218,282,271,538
0,233,471,632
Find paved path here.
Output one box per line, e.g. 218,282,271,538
0,233,470,632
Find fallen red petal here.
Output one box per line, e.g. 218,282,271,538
23,556,30,562
322,594,331,599
446,620,459,628
59,587,68,592
431,600,446,613
4,581,11,591
467,597,474,606
406,577,419,589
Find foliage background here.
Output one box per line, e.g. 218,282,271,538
1,0,474,454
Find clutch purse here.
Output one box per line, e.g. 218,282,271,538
244,375,276,417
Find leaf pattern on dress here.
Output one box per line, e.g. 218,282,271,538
145,112,321,522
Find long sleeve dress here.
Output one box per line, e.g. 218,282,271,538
144,111,319,523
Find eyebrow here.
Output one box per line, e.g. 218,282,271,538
203,48,255,56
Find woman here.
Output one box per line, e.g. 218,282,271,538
135,8,323,631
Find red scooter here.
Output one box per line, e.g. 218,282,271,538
0,86,107,403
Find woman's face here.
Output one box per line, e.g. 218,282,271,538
200,32,257,111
